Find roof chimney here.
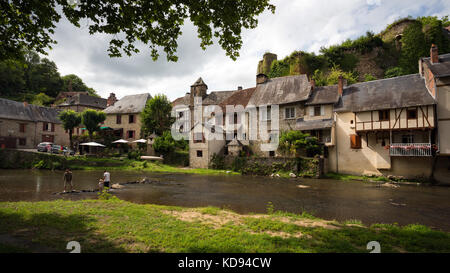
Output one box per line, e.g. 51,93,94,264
256,73,268,85
23,101,28,107
107,93,118,107
338,76,344,96
310,78,316,90
430,44,439,64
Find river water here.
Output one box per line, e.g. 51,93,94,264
0,169,449,231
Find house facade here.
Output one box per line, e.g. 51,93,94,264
0,99,69,149
103,93,152,141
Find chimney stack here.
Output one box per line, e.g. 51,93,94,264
107,93,118,107
256,73,268,85
338,76,344,96
310,78,316,90
430,44,439,64
23,101,28,107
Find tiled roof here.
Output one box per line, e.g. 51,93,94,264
305,85,339,105
334,74,435,113
422,53,450,78
104,93,151,114
57,93,107,109
0,98,61,123
219,87,257,111
296,118,334,131
248,74,311,106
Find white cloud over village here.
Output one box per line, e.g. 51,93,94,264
45,0,450,101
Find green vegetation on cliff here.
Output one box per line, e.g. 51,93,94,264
263,16,450,85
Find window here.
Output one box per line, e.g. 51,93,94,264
350,134,362,149
19,138,26,146
19,124,26,133
179,125,184,133
407,109,417,120
211,126,215,133
193,133,204,143
269,151,275,157
401,135,414,144
197,150,203,157
262,106,271,121
116,115,122,124
129,114,135,123
285,107,295,119
127,130,135,139
178,111,184,118
379,110,390,121
314,106,321,116
234,113,238,124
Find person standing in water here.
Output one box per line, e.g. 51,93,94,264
103,170,111,190
63,168,73,192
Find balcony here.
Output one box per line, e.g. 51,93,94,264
389,143,432,157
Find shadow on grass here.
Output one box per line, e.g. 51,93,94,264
0,211,126,253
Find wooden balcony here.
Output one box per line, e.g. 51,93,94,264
389,143,432,157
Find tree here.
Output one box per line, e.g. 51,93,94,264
153,131,177,156
31,92,54,106
59,110,81,149
141,94,175,137
81,109,106,141
1,1,276,61
25,58,63,97
278,131,321,157
399,21,427,74
61,74,98,96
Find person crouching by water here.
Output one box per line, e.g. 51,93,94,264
63,168,73,192
99,170,111,191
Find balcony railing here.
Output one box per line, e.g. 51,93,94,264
389,143,432,157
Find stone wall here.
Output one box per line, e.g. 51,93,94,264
222,155,322,177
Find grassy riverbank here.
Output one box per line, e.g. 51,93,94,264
0,199,448,253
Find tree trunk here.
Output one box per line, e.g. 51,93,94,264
69,129,73,150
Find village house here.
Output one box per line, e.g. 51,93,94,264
172,45,450,183
0,99,69,149
329,74,436,178
103,93,152,141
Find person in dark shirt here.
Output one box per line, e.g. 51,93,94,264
63,168,73,192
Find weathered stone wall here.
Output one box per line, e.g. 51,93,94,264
222,156,321,177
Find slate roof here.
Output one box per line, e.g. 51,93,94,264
296,119,334,131
248,74,311,106
422,53,450,78
103,93,151,114
334,74,435,113
57,93,107,109
0,98,61,123
305,85,339,105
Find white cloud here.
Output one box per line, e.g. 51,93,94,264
44,0,450,101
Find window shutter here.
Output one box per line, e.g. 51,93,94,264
309,107,314,117
43,123,46,131
51,123,55,132
350,134,361,149
320,106,324,116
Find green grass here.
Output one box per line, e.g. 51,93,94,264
0,199,448,253
325,172,390,182
68,158,239,176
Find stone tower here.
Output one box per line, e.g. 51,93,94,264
190,77,208,105
257,52,277,75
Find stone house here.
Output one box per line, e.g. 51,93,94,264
329,74,436,179
419,45,450,184
103,93,152,141
0,99,69,149
54,92,112,137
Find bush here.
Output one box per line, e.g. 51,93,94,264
127,150,142,160
209,153,225,170
278,131,322,157
384,66,406,78
231,157,247,172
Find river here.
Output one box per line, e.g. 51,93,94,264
0,169,449,231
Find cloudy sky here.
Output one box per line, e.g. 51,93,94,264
45,0,450,101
